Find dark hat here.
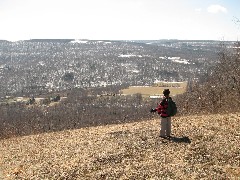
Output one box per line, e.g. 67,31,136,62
163,89,170,95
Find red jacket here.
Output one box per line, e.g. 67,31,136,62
155,97,171,118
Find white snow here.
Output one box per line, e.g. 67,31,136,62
149,95,163,99
46,82,54,88
168,57,181,60
154,80,185,84
118,54,142,58
171,59,190,64
38,61,45,66
119,54,136,57
70,39,88,43
161,56,190,64
131,70,140,73
159,57,166,59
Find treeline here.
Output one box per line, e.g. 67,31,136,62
175,42,240,115
0,39,224,96
0,85,156,139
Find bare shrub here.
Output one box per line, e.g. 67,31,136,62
176,42,240,114
0,86,155,139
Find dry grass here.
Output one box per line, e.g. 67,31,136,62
0,113,240,179
121,82,187,97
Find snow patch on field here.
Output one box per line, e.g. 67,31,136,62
70,39,88,43
118,54,142,58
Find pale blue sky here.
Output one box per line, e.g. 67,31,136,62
0,0,239,41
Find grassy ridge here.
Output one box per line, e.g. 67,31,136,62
0,113,239,179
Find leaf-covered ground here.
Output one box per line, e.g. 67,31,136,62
0,113,240,179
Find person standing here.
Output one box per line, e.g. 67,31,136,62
151,89,173,138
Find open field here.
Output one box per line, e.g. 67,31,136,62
0,113,239,179
121,82,187,97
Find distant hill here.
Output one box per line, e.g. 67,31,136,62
27,39,75,43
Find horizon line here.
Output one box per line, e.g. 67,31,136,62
0,38,238,42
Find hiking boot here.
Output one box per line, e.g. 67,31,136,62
159,135,167,139
167,136,172,139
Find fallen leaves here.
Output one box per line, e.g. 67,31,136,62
0,113,239,179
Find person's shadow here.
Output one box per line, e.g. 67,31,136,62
169,136,191,143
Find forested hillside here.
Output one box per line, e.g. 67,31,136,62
176,41,240,114
0,39,234,96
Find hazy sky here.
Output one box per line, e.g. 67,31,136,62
0,0,240,41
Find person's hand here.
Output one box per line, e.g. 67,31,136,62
150,108,157,113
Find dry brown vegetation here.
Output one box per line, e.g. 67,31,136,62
1,113,239,179
176,42,240,115
0,85,155,139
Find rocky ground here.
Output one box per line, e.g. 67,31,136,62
0,113,240,179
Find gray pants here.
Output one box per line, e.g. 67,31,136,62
160,117,171,136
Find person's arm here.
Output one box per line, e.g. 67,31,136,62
156,103,163,114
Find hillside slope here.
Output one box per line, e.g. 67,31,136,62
0,113,240,179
